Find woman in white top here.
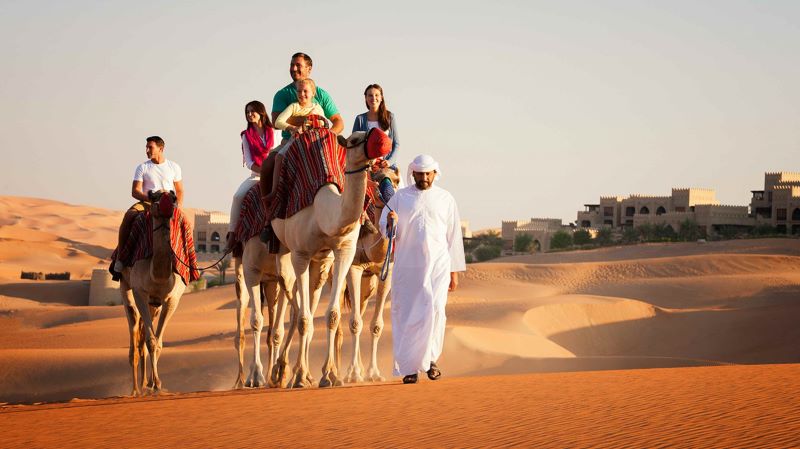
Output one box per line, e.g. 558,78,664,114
226,100,274,251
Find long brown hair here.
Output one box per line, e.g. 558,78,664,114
364,84,391,131
244,100,272,129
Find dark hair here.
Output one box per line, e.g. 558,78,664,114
291,52,313,67
364,84,391,131
244,100,272,129
146,136,165,148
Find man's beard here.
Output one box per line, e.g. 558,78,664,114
415,179,431,190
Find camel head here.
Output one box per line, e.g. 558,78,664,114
371,166,401,207
337,128,392,169
148,190,178,220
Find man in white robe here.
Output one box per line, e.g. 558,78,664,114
379,154,466,384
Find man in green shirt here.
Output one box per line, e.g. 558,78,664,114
271,52,344,141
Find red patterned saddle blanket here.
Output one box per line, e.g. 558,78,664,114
110,208,199,284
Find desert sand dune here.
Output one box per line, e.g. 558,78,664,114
1,196,800,446
2,364,799,448
0,196,121,281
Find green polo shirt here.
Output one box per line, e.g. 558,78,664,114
272,83,340,139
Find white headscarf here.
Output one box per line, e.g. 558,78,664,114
407,154,441,186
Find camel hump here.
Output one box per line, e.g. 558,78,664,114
270,129,346,220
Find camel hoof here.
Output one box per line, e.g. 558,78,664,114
368,374,386,383
254,374,267,388
271,364,292,388
345,372,364,384
319,371,339,388
233,377,245,390
292,379,310,389
291,371,310,389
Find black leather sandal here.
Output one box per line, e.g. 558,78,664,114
402,374,418,384
427,362,441,380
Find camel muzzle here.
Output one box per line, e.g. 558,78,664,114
365,128,392,160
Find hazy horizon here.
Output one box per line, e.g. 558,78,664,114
1,1,798,230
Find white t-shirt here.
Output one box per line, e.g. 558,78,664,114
133,159,182,193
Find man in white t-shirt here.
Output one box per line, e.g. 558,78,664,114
114,136,184,271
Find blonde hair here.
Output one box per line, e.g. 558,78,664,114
295,78,316,94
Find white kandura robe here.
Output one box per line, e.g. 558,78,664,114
379,184,466,376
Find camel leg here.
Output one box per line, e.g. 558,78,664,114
344,266,365,383
271,287,294,388
303,257,331,386
367,271,390,382
132,290,158,395
243,264,266,388
121,279,143,397
267,285,287,388
290,252,313,388
263,281,279,385
149,288,183,394
271,252,296,388
319,245,357,388
356,276,373,379
144,303,161,391
138,318,148,391
233,257,248,389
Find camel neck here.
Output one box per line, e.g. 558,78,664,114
333,168,367,235
151,218,173,281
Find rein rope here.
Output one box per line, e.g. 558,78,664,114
345,164,371,175
154,216,233,273
376,189,396,282
172,246,233,272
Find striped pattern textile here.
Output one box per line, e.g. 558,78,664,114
268,128,346,220
233,183,265,246
110,208,200,285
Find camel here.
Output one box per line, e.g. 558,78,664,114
119,190,189,396
233,238,334,389
341,167,401,383
231,248,282,389
271,128,391,388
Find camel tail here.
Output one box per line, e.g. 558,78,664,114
343,286,352,312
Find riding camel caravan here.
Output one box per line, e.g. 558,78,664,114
225,124,394,390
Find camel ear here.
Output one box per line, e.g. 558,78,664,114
337,134,348,148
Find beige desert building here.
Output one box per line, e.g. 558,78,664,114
501,218,568,252
194,212,229,253
577,187,752,236
576,171,800,236
461,220,472,239
750,172,800,234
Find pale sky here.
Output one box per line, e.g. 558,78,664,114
1,1,798,230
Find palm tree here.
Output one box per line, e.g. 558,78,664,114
216,256,231,285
